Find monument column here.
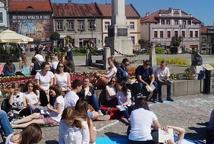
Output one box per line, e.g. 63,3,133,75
105,0,133,55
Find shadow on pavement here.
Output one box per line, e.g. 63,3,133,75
185,125,207,140
45,140,58,144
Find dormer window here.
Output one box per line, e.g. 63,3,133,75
26,6,34,11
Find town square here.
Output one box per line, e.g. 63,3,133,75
0,0,213,144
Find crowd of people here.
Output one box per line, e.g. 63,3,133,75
0,47,213,144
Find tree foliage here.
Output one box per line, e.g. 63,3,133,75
170,36,182,47
50,32,60,41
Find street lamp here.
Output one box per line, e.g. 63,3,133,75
179,24,186,53
90,20,96,48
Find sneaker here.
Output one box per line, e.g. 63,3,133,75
167,98,174,102
158,99,163,103
98,110,104,116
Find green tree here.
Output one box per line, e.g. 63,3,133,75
170,36,182,47
50,32,60,41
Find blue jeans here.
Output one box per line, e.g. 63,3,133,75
0,110,13,136
86,94,100,111
157,80,172,100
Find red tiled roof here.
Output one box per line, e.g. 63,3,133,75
141,8,202,24
96,4,140,18
8,0,52,12
52,3,101,18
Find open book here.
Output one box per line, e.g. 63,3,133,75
158,128,174,143
146,84,156,92
116,105,127,111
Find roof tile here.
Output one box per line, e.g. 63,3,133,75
8,0,52,12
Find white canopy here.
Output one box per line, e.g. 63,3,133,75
0,29,33,43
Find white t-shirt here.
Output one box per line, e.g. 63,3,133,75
49,95,65,122
155,67,170,80
59,120,90,144
55,72,70,90
64,91,79,108
128,108,158,141
35,71,54,91
106,85,116,101
52,61,59,70
116,89,132,106
11,92,25,110
107,66,117,80
25,92,39,106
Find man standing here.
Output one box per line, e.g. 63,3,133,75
155,60,173,102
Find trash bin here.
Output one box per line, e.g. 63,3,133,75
203,64,214,94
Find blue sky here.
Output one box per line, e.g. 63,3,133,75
52,0,214,25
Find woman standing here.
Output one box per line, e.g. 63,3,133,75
35,62,54,106
54,62,71,92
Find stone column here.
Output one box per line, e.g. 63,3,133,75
150,43,157,67
104,47,111,70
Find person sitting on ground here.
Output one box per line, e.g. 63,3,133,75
59,107,91,144
54,62,71,92
11,86,65,128
128,97,161,144
35,62,54,106
3,59,16,76
0,110,13,137
135,60,157,101
64,79,82,108
9,83,30,117
100,77,117,107
116,82,132,124
78,78,103,115
6,123,42,144
24,81,43,112
116,58,130,83
155,60,174,102
206,108,214,144
164,126,186,144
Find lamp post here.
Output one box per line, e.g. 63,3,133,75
179,24,185,53
90,20,96,48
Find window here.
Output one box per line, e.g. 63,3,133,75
88,20,96,30
161,19,165,25
78,20,85,31
182,31,186,38
67,20,74,31
131,36,135,44
160,31,164,38
183,20,186,25
190,31,193,38
104,21,110,30
195,31,199,38
0,12,3,23
167,31,171,38
174,20,179,25
56,20,63,31
166,19,170,25
154,31,158,38
188,20,191,25
129,22,135,29
174,31,178,37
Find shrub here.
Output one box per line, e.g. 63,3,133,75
157,57,189,66
155,47,165,54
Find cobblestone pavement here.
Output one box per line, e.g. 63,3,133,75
34,94,214,144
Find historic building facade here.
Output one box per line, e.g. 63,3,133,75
201,26,214,54
8,0,53,41
0,0,8,31
52,3,103,48
141,8,202,53
97,3,141,49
